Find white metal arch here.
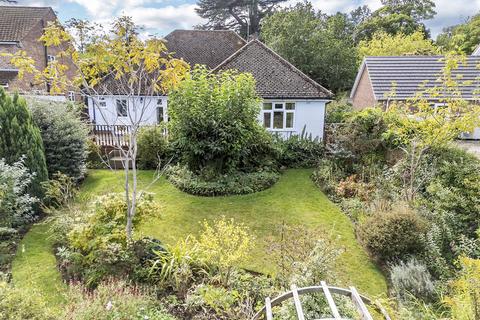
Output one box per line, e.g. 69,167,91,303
253,281,391,320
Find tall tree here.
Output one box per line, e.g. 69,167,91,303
261,2,358,93
437,14,480,55
0,88,48,198
196,0,286,38
355,0,436,42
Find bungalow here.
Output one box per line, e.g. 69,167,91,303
87,30,333,139
350,55,480,139
0,6,76,101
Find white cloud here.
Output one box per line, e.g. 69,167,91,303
284,0,480,37
126,4,205,33
12,0,480,38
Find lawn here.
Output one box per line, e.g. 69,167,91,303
79,169,387,296
12,168,387,307
11,223,67,308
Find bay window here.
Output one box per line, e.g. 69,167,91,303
262,101,295,130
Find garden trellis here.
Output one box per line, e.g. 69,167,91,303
253,281,391,320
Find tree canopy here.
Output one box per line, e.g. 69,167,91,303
354,0,436,42
358,30,438,58
437,13,480,55
195,0,286,38
261,2,358,93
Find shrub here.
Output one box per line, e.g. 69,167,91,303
325,98,353,124
167,165,280,196
149,236,207,298
197,217,254,286
290,234,344,287
66,194,160,286
64,279,176,320
311,159,346,196
358,204,427,262
28,99,89,182
335,174,374,201
168,66,271,175
326,107,389,172
444,256,480,320
41,173,78,209
85,139,106,169
0,158,37,229
186,284,238,316
0,89,47,198
390,259,436,302
421,146,480,237
267,224,325,285
137,126,171,170
0,281,57,320
277,132,324,168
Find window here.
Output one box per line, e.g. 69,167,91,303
156,99,164,123
0,82,8,89
262,101,295,130
116,99,128,117
47,55,56,63
97,97,107,108
68,91,75,102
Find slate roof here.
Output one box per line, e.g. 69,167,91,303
0,6,53,41
352,56,480,101
213,40,332,99
164,30,246,69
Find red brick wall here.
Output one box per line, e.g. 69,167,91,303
3,10,77,97
351,67,377,110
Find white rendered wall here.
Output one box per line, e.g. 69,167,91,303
88,96,327,139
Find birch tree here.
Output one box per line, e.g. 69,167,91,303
3,16,189,240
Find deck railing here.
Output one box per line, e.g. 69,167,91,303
89,125,132,147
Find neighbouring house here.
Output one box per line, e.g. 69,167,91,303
350,55,480,139
87,30,333,139
0,6,76,101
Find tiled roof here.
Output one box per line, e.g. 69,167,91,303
0,6,53,41
164,30,246,69
213,40,332,99
352,56,480,100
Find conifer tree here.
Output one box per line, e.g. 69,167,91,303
0,88,48,198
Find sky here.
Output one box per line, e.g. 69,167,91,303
8,0,480,38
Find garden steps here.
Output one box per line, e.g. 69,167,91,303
107,149,132,169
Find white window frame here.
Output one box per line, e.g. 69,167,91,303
0,82,8,89
47,55,56,63
116,99,128,117
262,101,295,131
68,91,75,102
97,96,107,108
156,98,165,123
